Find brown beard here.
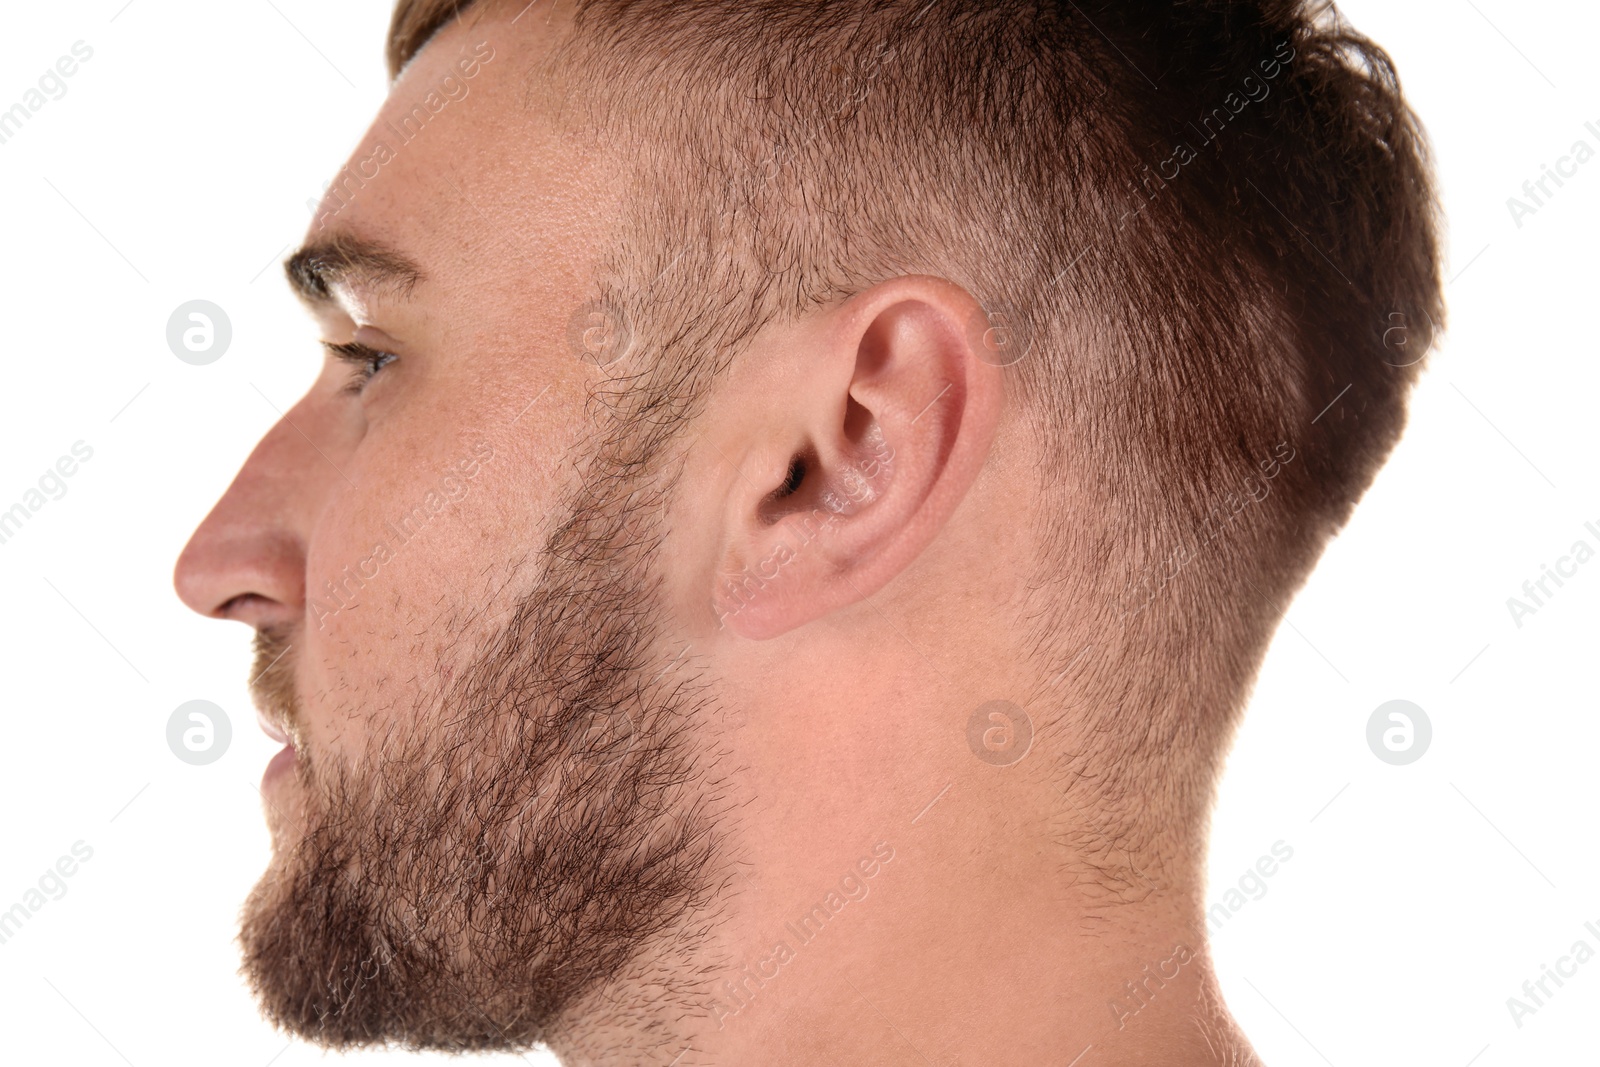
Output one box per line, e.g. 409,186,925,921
237,457,726,1053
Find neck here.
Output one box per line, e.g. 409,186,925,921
554,785,1261,1066
697,857,1254,1065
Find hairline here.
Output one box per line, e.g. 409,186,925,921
388,0,492,82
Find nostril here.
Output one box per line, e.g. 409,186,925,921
217,592,263,618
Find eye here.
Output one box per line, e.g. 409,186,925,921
323,341,398,395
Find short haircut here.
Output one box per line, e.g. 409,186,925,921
388,0,1442,848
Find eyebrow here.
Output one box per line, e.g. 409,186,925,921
284,234,426,309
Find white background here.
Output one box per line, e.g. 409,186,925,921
0,1,1594,1064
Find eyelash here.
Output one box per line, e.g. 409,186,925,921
324,341,398,395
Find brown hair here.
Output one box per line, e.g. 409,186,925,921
389,0,1442,853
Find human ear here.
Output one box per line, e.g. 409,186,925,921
709,276,1005,639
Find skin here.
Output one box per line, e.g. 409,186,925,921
175,5,1261,1064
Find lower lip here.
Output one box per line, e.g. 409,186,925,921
263,744,296,786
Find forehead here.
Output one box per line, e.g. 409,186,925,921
307,4,623,328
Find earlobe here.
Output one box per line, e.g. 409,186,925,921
708,277,1004,640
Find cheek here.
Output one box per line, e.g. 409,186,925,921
296,424,569,752
297,465,466,754
304,462,419,630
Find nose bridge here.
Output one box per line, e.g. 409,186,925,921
174,391,347,620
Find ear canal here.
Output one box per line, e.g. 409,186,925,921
759,450,819,526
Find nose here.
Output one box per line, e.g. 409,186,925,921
174,394,341,629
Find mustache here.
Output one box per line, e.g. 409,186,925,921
250,625,300,740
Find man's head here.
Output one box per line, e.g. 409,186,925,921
175,0,1439,1059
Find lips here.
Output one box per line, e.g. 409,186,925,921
262,740,296,787
258,711,297,789
257,709,291,745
